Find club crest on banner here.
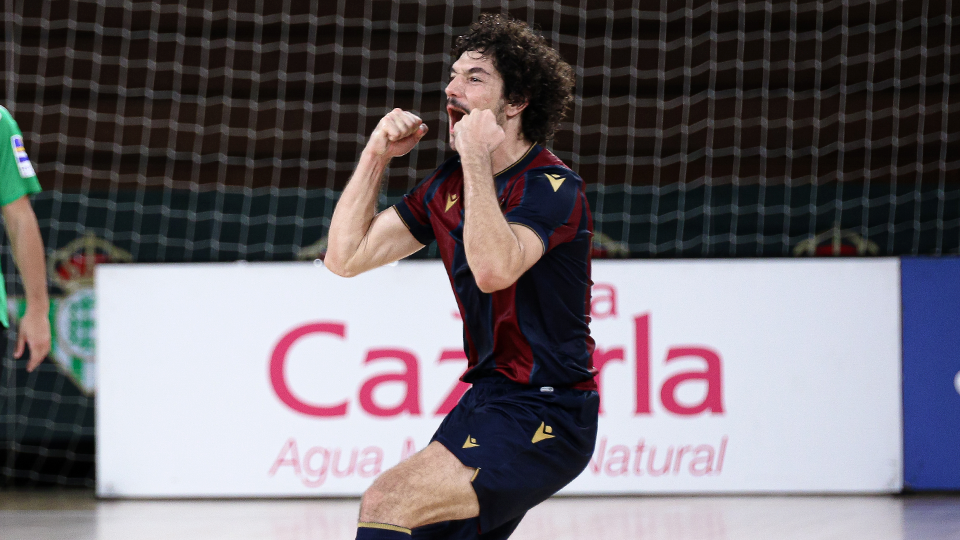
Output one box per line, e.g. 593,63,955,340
297,236,328,262
793,226,879,256
8,233,131,394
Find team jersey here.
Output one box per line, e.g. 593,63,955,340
395,144,597,390
0,106,43,328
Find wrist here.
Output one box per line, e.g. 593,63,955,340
459,146,492,172
23,305,50,319
361,144,393,166
356,147,393,186
23,294,50,317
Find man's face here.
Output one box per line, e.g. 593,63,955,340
444,50,507,151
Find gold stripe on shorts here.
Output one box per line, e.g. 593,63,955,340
357,522,412,535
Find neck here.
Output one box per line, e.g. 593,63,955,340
490,130,534,175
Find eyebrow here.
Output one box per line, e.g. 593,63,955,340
450,66,492,76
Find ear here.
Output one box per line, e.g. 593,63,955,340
504,99,528,119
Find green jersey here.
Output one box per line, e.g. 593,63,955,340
0,105,43,327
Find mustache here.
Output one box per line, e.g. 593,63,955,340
446,98,470,113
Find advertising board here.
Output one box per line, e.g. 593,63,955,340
901,257,960,490
97,259,902,496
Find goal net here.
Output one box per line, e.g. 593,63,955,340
1,0,956,486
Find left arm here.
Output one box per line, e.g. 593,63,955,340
458,110,543,293
2,196,50,371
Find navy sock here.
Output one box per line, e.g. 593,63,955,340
356,522,412,539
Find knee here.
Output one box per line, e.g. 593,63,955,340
358,483,384,518
359,473,403,522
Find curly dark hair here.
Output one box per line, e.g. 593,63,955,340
453,13,575,144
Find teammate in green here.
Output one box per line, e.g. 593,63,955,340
0,105,51,372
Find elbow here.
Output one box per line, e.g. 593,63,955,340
470,253,524,293
322,237,355,277
472,268,514,293
322,254,357,278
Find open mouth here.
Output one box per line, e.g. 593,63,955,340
446,102,468,133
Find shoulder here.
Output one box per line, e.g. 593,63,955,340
520,165,584,201
503,147,583,213
521,147,583,189
528,147,575,172
505,164,584,225
0,106,16,136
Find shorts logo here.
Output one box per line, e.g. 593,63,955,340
445,194,459,212
531,422,555,444
544,173,565,192
10,135,36,178
462,435,479,448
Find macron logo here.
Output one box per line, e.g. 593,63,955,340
545,173,565,192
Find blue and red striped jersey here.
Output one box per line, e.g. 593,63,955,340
394,144,597,390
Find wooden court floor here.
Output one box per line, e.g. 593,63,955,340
1,491,959,539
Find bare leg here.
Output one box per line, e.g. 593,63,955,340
359,441,480,529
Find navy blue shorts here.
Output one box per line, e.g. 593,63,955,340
414,376,599,539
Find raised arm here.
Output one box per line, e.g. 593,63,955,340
325,109,429,277
2,196,51,372
456,109,544,293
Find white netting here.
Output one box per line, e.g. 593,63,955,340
1,0,956,486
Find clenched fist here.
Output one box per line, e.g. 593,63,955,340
451,108,506,160
367,108,429,159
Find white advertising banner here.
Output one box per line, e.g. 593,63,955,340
96,259,902,497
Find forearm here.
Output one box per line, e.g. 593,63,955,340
6,210,49,314
2,198,51,369
461,154,525,292
325,148,391,276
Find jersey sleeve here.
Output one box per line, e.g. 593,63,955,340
504,168,585,253
393,175,437,246
0,107,42,206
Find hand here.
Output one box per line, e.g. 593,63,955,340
17,309,51,372
367,108,428,159
452,109,505,159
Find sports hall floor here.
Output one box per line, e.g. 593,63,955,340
1,491,959,539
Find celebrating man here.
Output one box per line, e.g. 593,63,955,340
326,14,597,540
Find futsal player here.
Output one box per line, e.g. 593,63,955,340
0,106,51,371
325,14,597,540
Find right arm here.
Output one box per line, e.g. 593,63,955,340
2,196,50,372
324,109,429,277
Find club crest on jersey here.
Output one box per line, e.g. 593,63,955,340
10,135,36,178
